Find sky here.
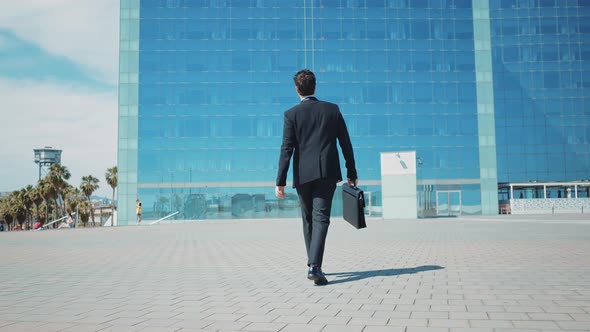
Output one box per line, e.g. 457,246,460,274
0,0,119,197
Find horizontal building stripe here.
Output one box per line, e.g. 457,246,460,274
137,179,480,189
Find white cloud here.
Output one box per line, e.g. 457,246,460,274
0,79,117,197
0,0,120,85
0,1,120,197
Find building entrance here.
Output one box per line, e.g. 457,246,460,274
436,191,462,216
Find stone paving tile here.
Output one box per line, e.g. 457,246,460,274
387,318,429,327
449,329,494,332
363,327,406,332
492,329,540,332
135,327,179,332
0,322,13,329
466,305,505,312
543,306,588,314
429,319,470,328
336,309,374,318
237,314,279,323
134,318,183,328
348,317,389,325
241,322,286,331
468,319,514,328
527,313,573,321
449,312,488,320
412,311,450,319
98,326,145,332
406,327,449,332
1,217,590,332
322,325,365,332
279,323,325,332
305,308,341,317
74,316,120,325
309,315,351,325
512,320,561,329
569,313,590,321
373,311,411,319
323,302,361,311
59,323,111,332
272,315,314,324
0,322,44,331
198,321,249,331
488,312,530,320
556,321,590,330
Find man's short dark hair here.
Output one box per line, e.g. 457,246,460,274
293,69,316,96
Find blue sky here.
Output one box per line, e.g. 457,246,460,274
0,0,119,197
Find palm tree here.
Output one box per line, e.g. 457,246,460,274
49,164,71,215
30,186,43,227
22,186,35,229
0,197,9,231
13,191,27,229
65,186,85,227
5,191,26,230
105,167,117,226
80,175,100,226
78,200,91,227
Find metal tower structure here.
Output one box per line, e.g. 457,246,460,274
34,147,62,180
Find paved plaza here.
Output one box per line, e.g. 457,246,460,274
1,215,589,332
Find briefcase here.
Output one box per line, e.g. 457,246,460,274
342,183,367,229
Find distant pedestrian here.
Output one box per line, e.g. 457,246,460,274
59,213,75,229
136,199,142,225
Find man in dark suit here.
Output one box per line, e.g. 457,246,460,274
276,69,358,286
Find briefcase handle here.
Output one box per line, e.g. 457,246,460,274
347,183,366,209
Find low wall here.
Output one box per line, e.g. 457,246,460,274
511,198,590,215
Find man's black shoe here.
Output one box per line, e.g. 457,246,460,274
308,266,328,285
307,265,321,280
314,274,328,286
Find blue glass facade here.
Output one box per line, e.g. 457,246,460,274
116,0,590,224
490,0,590,183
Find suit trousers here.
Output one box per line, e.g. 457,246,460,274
295,178,337,267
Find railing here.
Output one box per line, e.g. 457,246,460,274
149,211,179,225
44,212,77,228
510,198,590,215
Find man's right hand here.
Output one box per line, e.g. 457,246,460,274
347,178,358,187
275,186,285,199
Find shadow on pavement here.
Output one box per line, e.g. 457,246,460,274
324,265,445,285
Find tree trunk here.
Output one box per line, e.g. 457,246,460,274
53,201,58,229
35,203,40,225
45,200,49,225
111,188,115,226
88,196,95,226
60,193,67,216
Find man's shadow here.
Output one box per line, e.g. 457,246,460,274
324,265,445,285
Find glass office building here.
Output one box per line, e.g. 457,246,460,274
117,0,590,225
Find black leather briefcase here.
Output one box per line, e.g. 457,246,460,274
342,183,367,229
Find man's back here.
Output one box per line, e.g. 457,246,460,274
277,97,356,187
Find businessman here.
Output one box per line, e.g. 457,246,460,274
276,69,358,285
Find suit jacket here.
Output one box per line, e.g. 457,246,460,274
276,97,357,187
